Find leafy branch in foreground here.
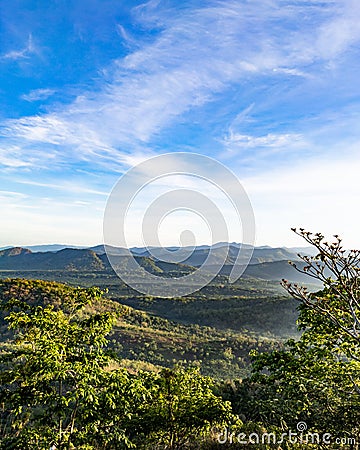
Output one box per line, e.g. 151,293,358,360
231,229,360,445
0,279,121,449
282,228,360,347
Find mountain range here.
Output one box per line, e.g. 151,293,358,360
0,243,318,284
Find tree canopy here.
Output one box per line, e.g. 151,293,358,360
231,230,360,448
0,279,234,449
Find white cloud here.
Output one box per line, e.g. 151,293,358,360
21,89,56,102
223,132,304,149
315,0,360,60
1,1,360,249
3,1,359,170
243,153,360,247
0,190,28,201
14,179,109,197
0,197,104,247
0,184,105,247
115,24,137,48
0,146,37,168
1,34,36,61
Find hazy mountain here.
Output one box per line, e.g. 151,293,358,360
2,242,305,261
0,247,189,276
133,244,299,267
0,248,105,271
0,244,300,271
130,242,255,254
90,244,130,255
284,246,319,256
0,247,32,257
0,244,85,253
0,245,315,284
244,260,321,284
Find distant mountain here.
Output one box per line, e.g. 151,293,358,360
130,242,255,254
0,247,191,276
2,243,305,263
0,244,300,272
133,244,299,267
198,259,322,284
243,260,322,284
90,244,130,255
285,246,319,256
1,244,85,253
0,247,32,257
0,245,321,285
0,248,105,271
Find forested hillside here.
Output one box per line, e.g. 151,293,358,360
0,231,359,449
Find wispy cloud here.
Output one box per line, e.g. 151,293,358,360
2,1,359,171
0,146,36,168
243,152,360,247
115,24,138,48
2,0,359,247
314,0,360,60
0,194,104,247
0,190,28,201
223,132,304,149
221,104,360,171
21,88,56,102
1,34,36,61
15,179,109,196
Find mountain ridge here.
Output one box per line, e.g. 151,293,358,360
0,242,314,255
0,245,316,283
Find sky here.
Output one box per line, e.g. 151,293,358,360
1,0,360,248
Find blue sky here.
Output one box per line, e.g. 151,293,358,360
1,0,360,248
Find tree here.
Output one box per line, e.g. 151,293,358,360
0,279,130,449
232,230,360,447
283,228,360,358
0,279,238,450
132,367,236,449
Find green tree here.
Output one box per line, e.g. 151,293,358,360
231,230,360,447
133,368,236,449
283,229,360,365
0,279,238,450
0,279,130,449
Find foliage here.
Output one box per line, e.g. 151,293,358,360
0,279,124,449
0,271,293,380
133,368,236,449
231,230,360,448
0,279,237,449
283,228,360,362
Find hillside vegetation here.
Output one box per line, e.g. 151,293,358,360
0,245,308,381
0,272,294,380
1,231,358,449
0,279,236,449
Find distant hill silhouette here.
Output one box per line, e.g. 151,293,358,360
0,248,104,271
0,247,32,257
123,244,299,267
244,260,322,284
0,244,317,284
